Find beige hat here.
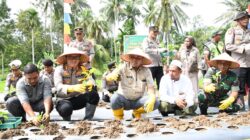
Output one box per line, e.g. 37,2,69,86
121,48,152,65
56,47,89,65
9,60,22,70
208,53,240,69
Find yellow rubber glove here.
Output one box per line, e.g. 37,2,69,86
67,84,86,93
31,116,41,126
204,83,216,93
145,93,156,113
84,80,94,92
106,68,120,82
219,96,235,110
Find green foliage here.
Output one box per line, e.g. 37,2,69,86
0,110,9,124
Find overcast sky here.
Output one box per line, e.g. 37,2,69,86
7,0,228,34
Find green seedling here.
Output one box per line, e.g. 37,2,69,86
0,110,9,124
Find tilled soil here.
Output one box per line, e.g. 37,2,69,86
132,119,158,133
99,120,123,138
66,121,94,135
35,123,61,135
0,129,26,139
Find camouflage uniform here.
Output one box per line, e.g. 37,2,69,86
5,73,22,91
198,68,241,114
204,40,224,60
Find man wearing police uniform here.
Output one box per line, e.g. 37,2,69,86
142,26,167,89
204,31,223,69
69,27,95,69
225,11,250,110
54,47,99,121
4,60,23,101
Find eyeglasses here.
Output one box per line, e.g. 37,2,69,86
67,55,80,60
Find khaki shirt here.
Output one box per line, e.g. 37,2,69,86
5,73,22,92
54,65,95,99
40,69,55,87
225,25,250,67
117,63,154,100
142,37,162,67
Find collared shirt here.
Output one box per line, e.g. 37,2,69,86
204,40,224,59
54,65,95,99
5,72,23,92
40,69,55,87
204,68,239,96
16,75,52,104
159,74,195,107
117,63,154,100
142,37,162,67
225,25,250,67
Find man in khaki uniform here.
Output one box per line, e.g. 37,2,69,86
142,26,167,89
225,11,250,110
106,48,159,120
68,27,95,69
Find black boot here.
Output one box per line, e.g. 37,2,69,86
199,103,208,115
62,116,71,121
84,104,97,120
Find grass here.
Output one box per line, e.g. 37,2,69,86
0,80,5,93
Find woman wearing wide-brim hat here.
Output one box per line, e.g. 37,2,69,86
198,53,242,115
106,48,159,120
54,47,99,121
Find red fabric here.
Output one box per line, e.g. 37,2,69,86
64,0,74,4
64,34,71,45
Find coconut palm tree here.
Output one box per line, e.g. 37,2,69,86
71,0,90,24
143,0,158,26
100,0,125,62
143,0,191,43
215,0,250,25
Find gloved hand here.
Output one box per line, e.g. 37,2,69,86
106,69,120,81
145,94,156,113
67,84,86,93
219,96,235,110
31,116,41,126
85,80,94,92
42,113,50,124
204,83,216,93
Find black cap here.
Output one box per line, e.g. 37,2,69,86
212,31,222,37
234,11,250,21
149,26,159,32
107,61,116,69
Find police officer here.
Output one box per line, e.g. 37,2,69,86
68,27,95,69
4,60,23,101
225,11,250,110
204,31,223,69
102,61,118,102
142,26,167,89
198,53,241,115
54,47,99,121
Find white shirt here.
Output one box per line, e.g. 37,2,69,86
159,74,195,107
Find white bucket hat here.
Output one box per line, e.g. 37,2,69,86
9,60,22,70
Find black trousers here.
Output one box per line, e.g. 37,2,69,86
56,90,99,118
149,66,163,90
233,67,250,96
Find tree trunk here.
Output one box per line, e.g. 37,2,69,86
32,29,35,63
50,4,54,55
1,52,4,79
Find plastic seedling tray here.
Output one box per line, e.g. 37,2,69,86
0,117,22,129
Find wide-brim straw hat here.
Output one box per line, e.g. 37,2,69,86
56,47,89,65
9,59,22,69
121,48,152,65
208,53,240,69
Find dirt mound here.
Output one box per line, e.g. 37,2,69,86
35,123,60,135
100,120,123,138
192,115,221,128
0,129,26,139
66,121,94,135
132,119,158,133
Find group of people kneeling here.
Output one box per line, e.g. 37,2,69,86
3,47,242,126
